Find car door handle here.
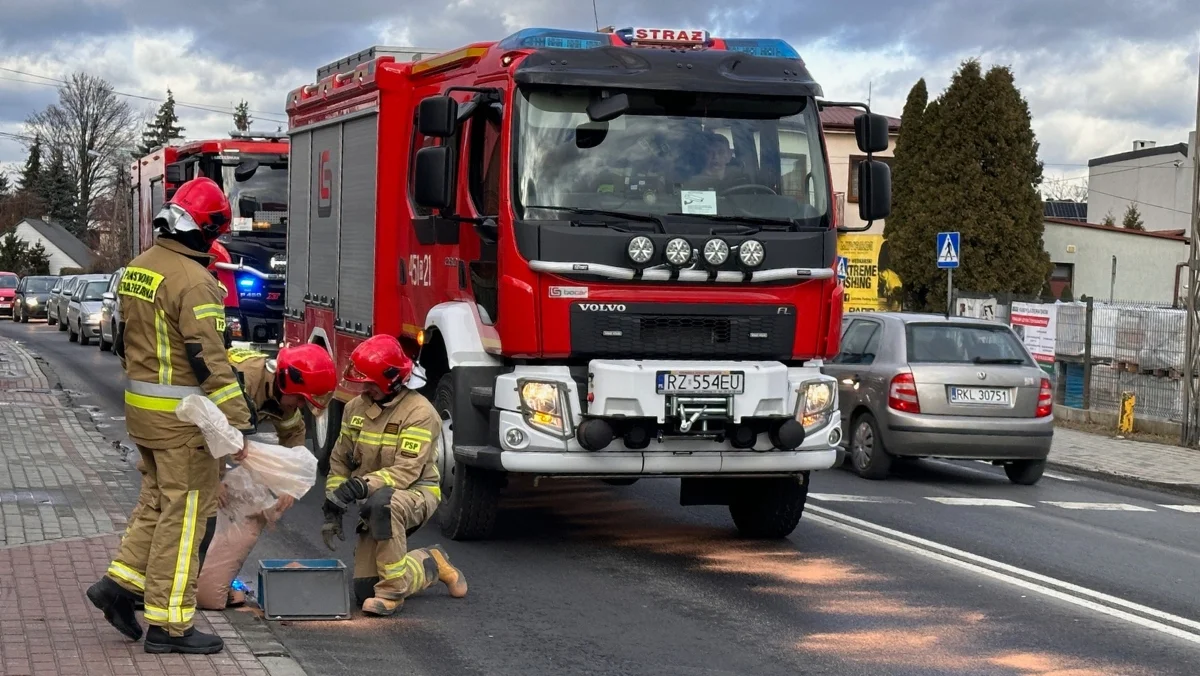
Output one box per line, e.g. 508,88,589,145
840,374,861,386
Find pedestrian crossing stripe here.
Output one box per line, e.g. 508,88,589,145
809,493,907,503
821,495,1200,513
926,497,1031,507
1159,505,1200,512
1039,501,1155,512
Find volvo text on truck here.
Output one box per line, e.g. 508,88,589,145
130,133,290,351
282,27,893,540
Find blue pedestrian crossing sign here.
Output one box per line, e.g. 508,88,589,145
836,256,849,282
936,232,960,269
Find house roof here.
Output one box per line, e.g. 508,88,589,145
1088,142,1189,168
18,218,97,268
820,106,901,133
1043,217,1189,243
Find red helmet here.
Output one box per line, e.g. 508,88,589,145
344,335,413,392
275,344,338,409
154,177,231,243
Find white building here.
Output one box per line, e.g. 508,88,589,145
1042,217,1188,304
1087,132,1197,235
12,218,97,274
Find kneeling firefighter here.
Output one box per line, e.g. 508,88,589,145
322,334,468,616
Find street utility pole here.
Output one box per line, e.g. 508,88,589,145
1183,57,1200,446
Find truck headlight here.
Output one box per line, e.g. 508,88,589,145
627,236,654,265
519,380,573,437
796,380,836,429
738,239,765,268
703,238,729,266
270,255,287,271
664,238,692,267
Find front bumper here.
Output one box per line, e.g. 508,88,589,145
0,301,13,315
463,360,841,476
882,409,1054,460
81,321,101,338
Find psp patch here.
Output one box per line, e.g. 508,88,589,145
399,438,422,456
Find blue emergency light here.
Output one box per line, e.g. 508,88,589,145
498,28,607,50
722,38,801,60
237,275,258,291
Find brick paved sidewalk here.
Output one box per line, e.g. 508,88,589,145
0,337,305,676
1050,426,1200,494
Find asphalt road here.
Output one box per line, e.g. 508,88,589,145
7,317,1200,676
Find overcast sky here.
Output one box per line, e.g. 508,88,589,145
1,0,1197,192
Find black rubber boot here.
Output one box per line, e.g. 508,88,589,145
144,626,225,655
86,577,143,641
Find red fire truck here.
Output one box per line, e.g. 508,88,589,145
130,133,290,351
283,27,892,540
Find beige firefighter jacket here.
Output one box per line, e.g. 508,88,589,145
119,237,252,448
227,347,307,448
325,389,441,502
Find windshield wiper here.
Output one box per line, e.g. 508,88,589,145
525,205,666,232
665,213,823,232
972,357,1027,365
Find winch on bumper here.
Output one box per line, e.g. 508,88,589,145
466,360,840,475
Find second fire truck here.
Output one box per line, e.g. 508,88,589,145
282,28,892,540
130,133,290,351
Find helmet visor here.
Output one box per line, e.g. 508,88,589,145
154,204,202,234
343,362,373,384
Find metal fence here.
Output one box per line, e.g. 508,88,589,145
953,290,1185,424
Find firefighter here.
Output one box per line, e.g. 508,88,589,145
197,342,339,607
86,177,253,655
322,334,468,616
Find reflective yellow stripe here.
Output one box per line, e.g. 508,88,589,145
143,604,194,624
167,490,200,625
401,426,432,440
107,561,146,591
326,476,348,492
193,304,225,321
382,559,407,580
208,383,243,406
381,555,425,586
278,411,303,429
125,390,181,412
370,470,396,488
154,309,172,385
416,484,442,500
227,347,269,363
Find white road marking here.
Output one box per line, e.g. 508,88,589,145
1041,502,1155,512
1158,505,1200,513
808,505,1200,645
809,493,908,504
961,460,1079,482
1042,471,1080,482
925,497,1032,507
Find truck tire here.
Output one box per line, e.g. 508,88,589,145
434,373,501,541
306,399,344,477
728,474,810,539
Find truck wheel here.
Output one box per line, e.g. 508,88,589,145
729,475,810,539
306,399,344,477
1004,459,1045,485
434,373,501,541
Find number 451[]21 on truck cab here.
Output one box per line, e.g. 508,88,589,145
282,26,893,541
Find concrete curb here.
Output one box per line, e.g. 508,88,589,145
224,605,310,675
1045,460,1200,501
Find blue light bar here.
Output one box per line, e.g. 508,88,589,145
498,28,608,51
722,38,800,60
238,275,257,289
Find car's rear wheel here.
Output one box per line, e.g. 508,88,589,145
728,475,810,539
849,412,892,480
1004,459,1045,485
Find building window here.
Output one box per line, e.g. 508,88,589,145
1049,262,1074,299
780,153,808,203
848,155,894,204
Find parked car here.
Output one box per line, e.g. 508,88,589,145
47,275,78,327
0,271,18,317
823,312,1054,485
12,275,58,322
66,275,112,346
99,267,124,352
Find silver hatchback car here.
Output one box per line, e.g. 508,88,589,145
824,313,1054,485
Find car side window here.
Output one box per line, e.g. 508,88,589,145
861,322,882,365
834,320,878,365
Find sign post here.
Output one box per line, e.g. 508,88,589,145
936,231,960,317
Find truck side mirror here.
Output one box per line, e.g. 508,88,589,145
854,113,891,154
857,160,892,222
165,162,185,183
234,159,260,182
414,146,454,210
418,96,458,138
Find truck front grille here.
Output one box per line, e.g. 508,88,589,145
569,303,795,360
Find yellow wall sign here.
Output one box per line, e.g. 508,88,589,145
837,234,902,313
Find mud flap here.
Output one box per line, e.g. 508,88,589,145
359,487,395,541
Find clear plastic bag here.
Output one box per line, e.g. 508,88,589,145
176,393,318,499
176,394,244,459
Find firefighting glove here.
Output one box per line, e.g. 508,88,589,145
321,500,345,551
328,477,368,511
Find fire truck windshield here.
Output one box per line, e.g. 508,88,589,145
515,88,829,228
221,161,288,234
